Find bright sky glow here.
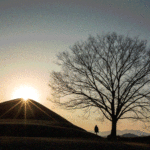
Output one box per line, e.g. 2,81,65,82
12,85,39,101
0,0,150,132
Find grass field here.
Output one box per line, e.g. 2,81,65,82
0,136,150,150
0,99,149,149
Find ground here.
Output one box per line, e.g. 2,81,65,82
0,137,150,150
0,99,149,149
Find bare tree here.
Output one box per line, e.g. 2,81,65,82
49,32,150,138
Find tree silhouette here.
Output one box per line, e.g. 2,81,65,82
49,32,150,138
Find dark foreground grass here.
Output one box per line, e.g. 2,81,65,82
0,137,150,150
118,136,150,144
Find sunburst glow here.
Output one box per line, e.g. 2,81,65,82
12,85,39,101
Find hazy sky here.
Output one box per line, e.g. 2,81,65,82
0,0,150,133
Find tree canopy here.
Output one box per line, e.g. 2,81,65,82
49,32,150,138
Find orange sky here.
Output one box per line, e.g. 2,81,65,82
0,0,150,133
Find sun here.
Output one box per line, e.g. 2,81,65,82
12,85,39,101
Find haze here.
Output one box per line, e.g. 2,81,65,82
0,0,150,133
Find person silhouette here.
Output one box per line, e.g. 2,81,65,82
94,125,99,135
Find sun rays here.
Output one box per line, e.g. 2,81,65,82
0,99,53,121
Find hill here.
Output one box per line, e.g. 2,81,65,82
91,129,150,137
0,99,150,149
122,133,138,137
0,98,100,138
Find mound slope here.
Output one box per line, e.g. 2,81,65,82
0,99,98,138
0,99,70,122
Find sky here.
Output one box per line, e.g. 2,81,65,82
0,0,150,134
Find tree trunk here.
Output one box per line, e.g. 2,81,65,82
110,119,117,138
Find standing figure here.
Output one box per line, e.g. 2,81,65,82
94,125,99,135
